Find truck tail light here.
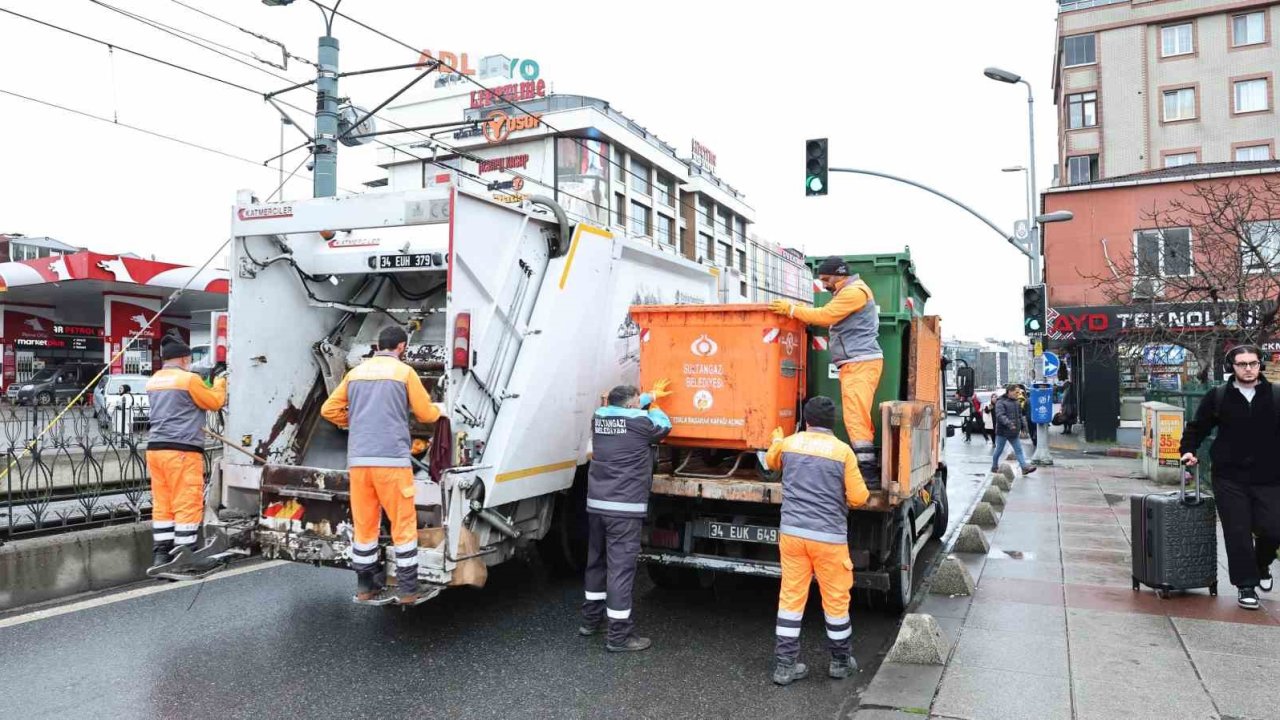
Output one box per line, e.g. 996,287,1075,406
452,313,471,370
214,314,229,363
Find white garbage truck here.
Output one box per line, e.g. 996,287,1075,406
211,185,723,599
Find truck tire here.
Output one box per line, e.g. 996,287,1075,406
36,391,52,406
537,466,589,576
887,517,914,612
930,476,949,541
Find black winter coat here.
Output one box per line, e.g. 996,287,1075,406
1179,380,1280,485
994,396,1024,439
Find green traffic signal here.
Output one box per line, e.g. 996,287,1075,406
1022,284,1046,336
805,138,828,196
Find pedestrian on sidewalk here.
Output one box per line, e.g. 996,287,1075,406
993,384,1036,475
981,392,997,444
764,396,870,686
1016,383,1038,450
1179,345,1280,610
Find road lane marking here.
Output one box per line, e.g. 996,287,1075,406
0,559,288,630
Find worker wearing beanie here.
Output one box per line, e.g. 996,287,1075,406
322,325,443,606
145,334,228,572
770,257,883,478
764,396,869,686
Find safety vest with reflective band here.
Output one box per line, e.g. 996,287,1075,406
586,405,671,518
765,428,870,544
320,352,441,468
146,366,226,452
828,276,881,365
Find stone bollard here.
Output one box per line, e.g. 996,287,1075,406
982,487,1006,508
885,613,948,665
953,523,991,553
970,501,1001,527
930,555,976,596
1000,462,1019,480
992,475,1013,493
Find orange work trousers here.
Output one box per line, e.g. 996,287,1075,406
775,533,854,660
838,359,883,448
147,450,205,547
349,467,419,589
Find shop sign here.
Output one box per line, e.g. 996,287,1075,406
1048,301,1268,340
482,111,543,143
691,139,717,172
470,79,546,109
52,324,103,337
489,177,525,192
492,193,525,204
478,154,530,174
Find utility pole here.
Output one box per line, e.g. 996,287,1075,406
313,35,339,198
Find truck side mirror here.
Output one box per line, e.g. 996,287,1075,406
957,367,975,399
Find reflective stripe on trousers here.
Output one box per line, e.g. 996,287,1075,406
581,514,642,646
349,467,419,592
148,450,204,548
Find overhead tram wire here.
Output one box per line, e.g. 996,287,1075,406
167,0,318,69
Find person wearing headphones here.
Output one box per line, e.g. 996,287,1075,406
1180,344,1280,610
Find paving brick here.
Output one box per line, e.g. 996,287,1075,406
1172,616,1280,660
1066,608,1182,650
1189,650,1280,720
950,627,1068,678
931,665,1071,720
964,599,1066,637
1072,675,1219,720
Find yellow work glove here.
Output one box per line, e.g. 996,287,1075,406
771,426,785,444
650,378,672,402
768,299,794,317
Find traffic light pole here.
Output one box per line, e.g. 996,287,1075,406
1022,86,1053,466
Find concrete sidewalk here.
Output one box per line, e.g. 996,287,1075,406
854,451,1279,720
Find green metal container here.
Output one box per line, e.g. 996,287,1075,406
804,251,931,445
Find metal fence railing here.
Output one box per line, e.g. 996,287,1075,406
0,402,219,543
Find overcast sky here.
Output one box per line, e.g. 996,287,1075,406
0,0,1061,341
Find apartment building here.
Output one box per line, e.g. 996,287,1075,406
1054,0,1280,184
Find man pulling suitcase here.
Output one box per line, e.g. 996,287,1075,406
1179,345,1280,610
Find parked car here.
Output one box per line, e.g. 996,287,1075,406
14,362,104,406
93,374,150,429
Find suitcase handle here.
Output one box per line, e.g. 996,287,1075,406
1181,463,1204,506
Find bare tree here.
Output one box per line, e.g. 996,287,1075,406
1080,177,1280,383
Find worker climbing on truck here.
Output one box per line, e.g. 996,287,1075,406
145,334,228,579
321,325,443,606
580,380,672,652
764,396,870,686
770,257,883,478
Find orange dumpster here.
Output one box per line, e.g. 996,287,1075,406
630,304,808,451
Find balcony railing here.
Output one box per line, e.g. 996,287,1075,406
1059,0,1126,12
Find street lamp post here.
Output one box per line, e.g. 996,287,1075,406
986,66,1074,466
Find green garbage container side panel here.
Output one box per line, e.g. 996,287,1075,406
804,251,932,319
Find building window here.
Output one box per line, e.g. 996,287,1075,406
630,157,650,195
1066,92,1097,129
1066,155,1099,185
1233,12,1266,47
718,210,732,236
1063,34,1096,67
1236,144,1272,161
656,214,674,246
630,201,650,237
1162,87,1196,121
1164,152,1197,168
699,232,714,262
1135,228,1192,281
1243,221,1280,272
735,218,747,244
613,145,625,187
717,241,732,268
1234,78,1270,114
699,198,713,227
614,193,626,228
736,249,746,273
656,174,674,207
1161,23,1194,57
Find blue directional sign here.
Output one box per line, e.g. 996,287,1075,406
1043,351,1061,378
1030,385,1054,425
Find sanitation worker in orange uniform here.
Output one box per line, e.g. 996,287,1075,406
145,335,227,574
764,396,869,686
770,257,883,479
322,325,442,606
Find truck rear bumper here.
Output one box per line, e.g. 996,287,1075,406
638,550,892,591
651,474,895,510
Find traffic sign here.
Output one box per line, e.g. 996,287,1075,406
1033,339,1043,357
1014,219,1030,241
1043,351,1060,378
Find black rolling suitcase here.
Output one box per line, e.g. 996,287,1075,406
1131,465,1218,598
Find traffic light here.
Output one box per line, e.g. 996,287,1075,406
806,138,828,196
1022,284,1047,336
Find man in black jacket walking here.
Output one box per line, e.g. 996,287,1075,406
1180,345,1280,610
992,384,1037,475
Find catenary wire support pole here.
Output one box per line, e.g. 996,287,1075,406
1017,78,1054,466
313,34,339,198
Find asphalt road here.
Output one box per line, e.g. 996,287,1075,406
0,436,991,720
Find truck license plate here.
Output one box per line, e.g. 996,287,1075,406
377,253,437,270
695,521,778,545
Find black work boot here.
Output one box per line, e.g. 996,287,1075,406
150,542,174,570
1239,586,1261,610
772,658,809,686
578,620,605,636
829,654,858,679
606,635,652,652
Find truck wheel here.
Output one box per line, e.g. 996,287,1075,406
537,468,589,576
887,519,914,612
930,476,949,541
